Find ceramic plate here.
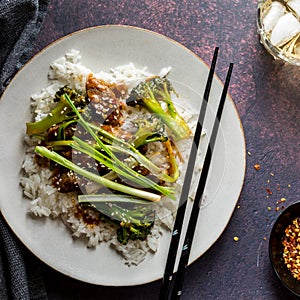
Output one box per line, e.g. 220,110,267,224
0,25,245,286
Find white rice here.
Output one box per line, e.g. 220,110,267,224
21,49,204,266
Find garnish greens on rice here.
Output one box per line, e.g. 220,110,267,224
21,50,196,265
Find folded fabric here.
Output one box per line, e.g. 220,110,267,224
0,0,49,94
0,215,48,300
0,0,49,299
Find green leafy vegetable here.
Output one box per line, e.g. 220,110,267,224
26,86,87,135
127,76,191,140
88,121,178,183
35,146,161,202
78,194,155,245
71,136,173,195
132,115,167,148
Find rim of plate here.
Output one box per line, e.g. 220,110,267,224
0,25,246,286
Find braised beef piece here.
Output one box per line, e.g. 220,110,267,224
86,73,123,126
46,123,77,141
51,145,112,193
34,153,50,168
52,168,80,193
72,148,110,176
44,76,133,194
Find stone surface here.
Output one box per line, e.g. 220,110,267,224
32,0,300,299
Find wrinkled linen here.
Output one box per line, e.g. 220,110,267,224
0,0,49,299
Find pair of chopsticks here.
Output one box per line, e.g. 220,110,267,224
159,47,234,300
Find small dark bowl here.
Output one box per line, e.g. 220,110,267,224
269,202,300,297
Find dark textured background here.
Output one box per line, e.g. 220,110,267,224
31,0,300,299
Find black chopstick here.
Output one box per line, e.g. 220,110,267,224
171,62,234,299
159,47,219,300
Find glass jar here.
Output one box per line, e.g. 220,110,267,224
257,0,300,65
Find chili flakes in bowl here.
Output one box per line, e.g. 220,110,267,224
269,202,300,296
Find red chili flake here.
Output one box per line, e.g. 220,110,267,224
254,164,261,170
266,188,273,195
282,218,300,281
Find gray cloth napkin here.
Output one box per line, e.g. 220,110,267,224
0,0,49,94
0,0,49,299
